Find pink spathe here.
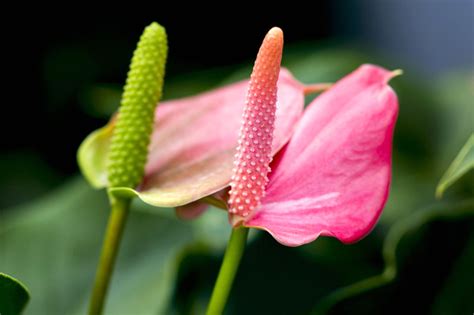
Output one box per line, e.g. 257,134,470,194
138,68,304,206
241,65,399,246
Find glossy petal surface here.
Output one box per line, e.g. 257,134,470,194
244,64,399,246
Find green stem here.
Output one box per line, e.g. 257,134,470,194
202,196,228,210
88,197,131,315
206,227,249,315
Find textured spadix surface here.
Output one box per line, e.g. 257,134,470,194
228,27,283,218
107,22,167,188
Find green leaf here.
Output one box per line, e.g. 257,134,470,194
436,133,474,198
0,177,230,315
0,273,29,315
311,199,474,315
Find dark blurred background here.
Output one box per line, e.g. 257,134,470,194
1,1,473,315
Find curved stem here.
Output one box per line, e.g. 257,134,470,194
206,227,249,315
202,196,228,210
303,83,332,95
88,197,131,315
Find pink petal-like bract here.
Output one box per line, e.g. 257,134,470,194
175,202,208,220
139,67,303,206
243,64,399,246
228,27,283,222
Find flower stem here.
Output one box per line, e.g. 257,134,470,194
206,227,249,315
202,196,228,210
88,197,131,315
303,83,332,95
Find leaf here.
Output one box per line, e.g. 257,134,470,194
436,133,474,198
311,198,474,315
0,273,29,315
0,177,230,315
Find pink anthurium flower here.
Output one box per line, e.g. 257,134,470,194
79,32,340,210
79,27,399,248
232,63,399,246
181,33,400,247
79,69,306,207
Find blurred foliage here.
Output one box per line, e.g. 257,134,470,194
311,199,474,314
0,273,29,315
0,153,62,210
431,228,474,314
436,134,474,198
0,178,230,315
0,42,473,315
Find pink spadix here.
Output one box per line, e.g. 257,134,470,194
228,27,283,220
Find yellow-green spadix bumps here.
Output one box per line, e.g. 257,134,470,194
107,22,167,188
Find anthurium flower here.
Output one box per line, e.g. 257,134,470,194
178,28,399,246
230,63,400,246
80,28,399,248
78,69,305,206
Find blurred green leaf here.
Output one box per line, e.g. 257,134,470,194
436,134,474,198
285,45,369,84
0,177,230,315
79,84,122,118
433,72,474,167
311,199,474,315
0,273,29,315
